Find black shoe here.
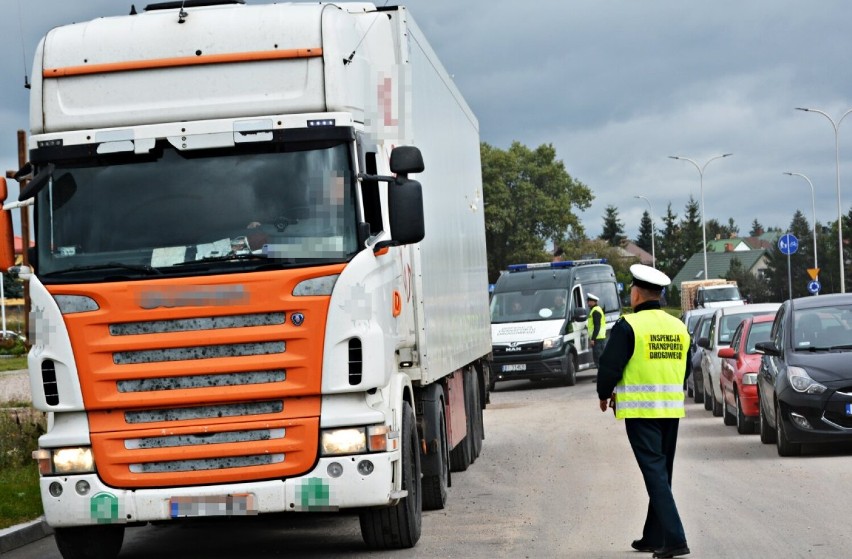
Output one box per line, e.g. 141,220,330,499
631,539,657,552
653,543,690,558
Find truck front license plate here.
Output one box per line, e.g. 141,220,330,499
169,495,257,518
502,364,526,372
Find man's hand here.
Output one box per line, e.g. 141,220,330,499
599,393,615,413
590,340,595,347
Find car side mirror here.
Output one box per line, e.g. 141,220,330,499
696,337,710,349
717,347,735,359
754,341,780,356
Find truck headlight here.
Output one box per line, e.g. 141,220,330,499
787,366,827,394
33,447,96,475
320,425,390,456
542,336,563,350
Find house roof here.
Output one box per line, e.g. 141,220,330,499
621,241,653,265
672,249,767,289
706,238,749,252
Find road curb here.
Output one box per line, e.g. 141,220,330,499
0,517,53,553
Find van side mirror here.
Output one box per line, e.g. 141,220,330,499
572,308,588,322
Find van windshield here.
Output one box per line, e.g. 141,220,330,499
490,289,568,323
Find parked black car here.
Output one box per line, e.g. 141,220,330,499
755,294,852,456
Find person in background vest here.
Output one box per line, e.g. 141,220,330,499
596,264,692,558
587,293,606,370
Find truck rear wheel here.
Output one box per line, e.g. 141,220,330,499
421,401,449,510
469,370,484,459
360,401,422,549
449,370,476,471
54,525,125,559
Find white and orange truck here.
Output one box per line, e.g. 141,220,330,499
2,2,492,556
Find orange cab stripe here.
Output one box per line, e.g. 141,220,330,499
43,48,323,78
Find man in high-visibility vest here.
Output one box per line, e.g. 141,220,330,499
596,264,692,559
586,293,606,370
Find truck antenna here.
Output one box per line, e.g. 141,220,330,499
343,1,390,65
15,0,30,89
178,0,188,23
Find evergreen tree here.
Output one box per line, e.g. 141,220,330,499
763,211,814,300
680,196,702,256
749,219,764,237
724,256,771,303
636,210,653,254
600,205,626,247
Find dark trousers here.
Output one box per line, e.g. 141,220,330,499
625,418,686,547
592,337,606,368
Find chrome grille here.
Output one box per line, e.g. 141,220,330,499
114,341,285,364
110,313,285,335
126,428,285,449
129,453,285,473
117,370,286,392
125,401,283,423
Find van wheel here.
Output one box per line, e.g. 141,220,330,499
360,401,422,548
562,356,576,386
54,525,125,559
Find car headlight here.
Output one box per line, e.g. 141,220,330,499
787,366,827,394
320,425,389,456
542,336,563,350
32,447,96,475
742,373,758,385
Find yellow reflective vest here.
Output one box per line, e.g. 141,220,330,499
615,310,689,419
587,305,606,340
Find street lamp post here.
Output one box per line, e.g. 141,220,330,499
796,107,852,293
634,195,655,268
668,153,733,281
783,172,818,286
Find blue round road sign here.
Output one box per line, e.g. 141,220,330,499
808,280,821,294
778,233,798,255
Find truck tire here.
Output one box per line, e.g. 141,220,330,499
360,401,422,549
54,525,125,559
421,402,449,511
470,370,484,459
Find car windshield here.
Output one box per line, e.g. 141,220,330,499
745,321,773,354
34,140,359,281
793,305,852,350
490,289,569,323
719,312,773,344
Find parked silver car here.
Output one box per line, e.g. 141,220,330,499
697,303,781,416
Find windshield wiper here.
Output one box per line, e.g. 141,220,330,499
172,253,268,267
43,262,162,277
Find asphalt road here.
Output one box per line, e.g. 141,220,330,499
8,371,852,558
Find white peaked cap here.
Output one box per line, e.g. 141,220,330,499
629,264,671,289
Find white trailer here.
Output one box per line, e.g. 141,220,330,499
10,2,492,556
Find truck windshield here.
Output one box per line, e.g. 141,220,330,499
705,286,741,302
34,141,359,281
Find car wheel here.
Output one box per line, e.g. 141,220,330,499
775,402,802,457
712,385,723,417
723,388,736,426
735,391,754,435
693,375,704,404
703,380,713,411
687,385,694,398
759,396,776,444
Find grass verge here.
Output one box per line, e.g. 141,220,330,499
0,356,28,372
0,406,45,529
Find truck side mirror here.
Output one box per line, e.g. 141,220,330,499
390,146,425,175
388,177,424,245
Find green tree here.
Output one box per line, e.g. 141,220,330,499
600,205,626,247
749,219,764,237
724,256,771,303
481,141,593,282
636,210,654,254
680,196,702,257
656,203,682,279
763,210,815,300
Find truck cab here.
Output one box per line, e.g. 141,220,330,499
695,284,744,309
488,260,621,387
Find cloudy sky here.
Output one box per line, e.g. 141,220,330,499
2,0,852,241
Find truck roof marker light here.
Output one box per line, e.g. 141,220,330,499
507,258,606,272
43,48,323,79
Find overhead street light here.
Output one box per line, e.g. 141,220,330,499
668,153,733,281
783,172,818,288
634,195,656,268
796,107,852,293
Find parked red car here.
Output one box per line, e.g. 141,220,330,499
718,314,775,434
